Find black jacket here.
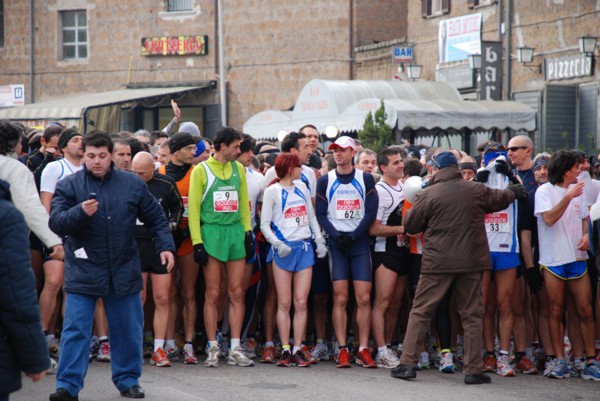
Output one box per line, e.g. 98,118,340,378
0,180,50,395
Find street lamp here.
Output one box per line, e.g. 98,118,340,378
468,53,482,70
323,125,338,151
517,46,541,73
579,35,597,56
277,130,288,143
406,64,422,81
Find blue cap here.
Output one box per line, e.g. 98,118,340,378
431,151,458,169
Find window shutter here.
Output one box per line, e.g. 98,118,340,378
422,0,431,17
442,0,450,13
467,0,476,9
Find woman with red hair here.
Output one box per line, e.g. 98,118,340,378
260,153,327,367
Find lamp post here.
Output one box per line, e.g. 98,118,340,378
468,53,482,100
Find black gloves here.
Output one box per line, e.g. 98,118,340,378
193,244,208,266
245,231,254,261
475,169,490,183
495,160,519,184
507,184,527,200
525,267,543,293
335,234,353,253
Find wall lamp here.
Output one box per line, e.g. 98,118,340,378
468,53,482,71
406,63,422,81
517,46,541,73
579,35,597,56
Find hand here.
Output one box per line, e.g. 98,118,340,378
566,181,585,200
495,160,520,184
315,242,328,259
48,244,65,261
273,240,292,257
475,169,490,183
81,199,98,216
524,267,543,293
193,244,208,266
506,184,527,200
244,231,254,261
577,233,589,251
171,100,181,122
26,371,46,382
335,234,353,253
160,251,175,272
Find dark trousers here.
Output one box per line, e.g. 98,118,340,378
399,271,484,375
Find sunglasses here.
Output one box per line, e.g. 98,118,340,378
507,146,529,152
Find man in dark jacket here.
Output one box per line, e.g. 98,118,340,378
48,132,175,401
0,179,50,401
390,151,526,384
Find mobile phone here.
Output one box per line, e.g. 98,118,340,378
89,192,97,200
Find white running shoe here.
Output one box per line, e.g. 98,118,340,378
310,343,330,361
376,348,400,368
204,345,220,367
227,346,255,367
496,354,516,377
439,352,456,373
417,351,431,370
46,357,58,375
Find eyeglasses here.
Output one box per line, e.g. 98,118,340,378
507,146,529,152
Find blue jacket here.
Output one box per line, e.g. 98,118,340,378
0,180,50,395
49,165,175,297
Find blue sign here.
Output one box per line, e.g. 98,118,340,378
393,47,413,63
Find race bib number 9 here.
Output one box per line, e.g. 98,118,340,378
283,205,308,227
485,212,509,232
335,199,361,219
214,190,239,212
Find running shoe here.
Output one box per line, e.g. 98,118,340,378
496,354,516,377
483,353,496,372
96,341,111,362
165,344,179,362
300,345,317,364
47,335,60,358
417,351,431,370
376,348,400,368
439,352,456,373
581,360,600,381
543,357,556,377
310,343,330,361
516,356,538,374
150,348,172,367
336,348,351,368
242,337,258,359
260,345,276,363
228,346,255,367
356,348,377,368
547,359,570,379
204,345,219,367
183,343,198,364
570,358,585,377
143,336,153,359
89,336,100,362
46,357,58,375
292,350,312,367
276,350,292,367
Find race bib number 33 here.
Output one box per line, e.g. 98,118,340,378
214,190,239,212
485,212,509,232
335,199,361,219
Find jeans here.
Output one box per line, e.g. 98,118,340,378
56,292,143,396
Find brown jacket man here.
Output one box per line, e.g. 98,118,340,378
391,151,525,385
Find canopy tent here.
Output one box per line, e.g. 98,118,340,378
0,84,209,133
242,110,292,141
337,97,537,132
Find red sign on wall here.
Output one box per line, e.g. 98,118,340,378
141,35,208,56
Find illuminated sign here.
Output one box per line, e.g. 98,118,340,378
141,35,208,56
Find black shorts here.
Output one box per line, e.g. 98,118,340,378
136,238,168,275
29,232,43,252
372,250,409,276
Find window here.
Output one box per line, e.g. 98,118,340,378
0,1,4,48
168,0,192,12
61,10,87,59
468,0,496,7
422,0,450,17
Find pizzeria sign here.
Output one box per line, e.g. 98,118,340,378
141,35,208,56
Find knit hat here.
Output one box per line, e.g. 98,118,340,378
431,151,458,169
179,122,201,138
57,129,82,150
169,132,196,153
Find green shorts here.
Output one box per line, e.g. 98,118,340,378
201,223,245,262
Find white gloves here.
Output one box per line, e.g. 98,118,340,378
315,238,328,259
273,240,291,257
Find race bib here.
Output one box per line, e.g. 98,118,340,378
213,190,239,212
485,212,509,233
335,199,361,219
283,205,308,227
182,196,189,218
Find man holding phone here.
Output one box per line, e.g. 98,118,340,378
48,132,175,401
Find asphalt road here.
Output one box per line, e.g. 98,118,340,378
11,358,599,401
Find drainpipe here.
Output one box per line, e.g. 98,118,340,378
348,0,353,80
504,0,511,100
29,0,35,103
217,0,227,127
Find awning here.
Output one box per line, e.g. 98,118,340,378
0,85,209,131
337,97,537,132
242,110,292,140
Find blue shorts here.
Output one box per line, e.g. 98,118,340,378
490,251,520,271
541,260,587,280
329,236,372,282
273,240,315,273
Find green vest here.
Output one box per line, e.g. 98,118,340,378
200,161,242,226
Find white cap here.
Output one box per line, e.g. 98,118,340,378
328,136,356,151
